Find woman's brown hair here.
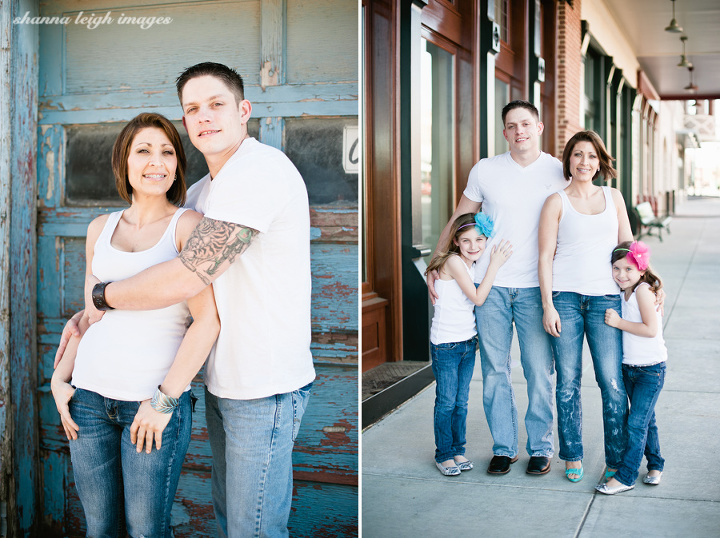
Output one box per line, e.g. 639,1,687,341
562,130,617,183
111,113,187,206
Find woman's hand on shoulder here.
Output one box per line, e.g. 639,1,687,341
131,400,173,454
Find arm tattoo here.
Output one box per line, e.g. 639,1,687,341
179,217,256,286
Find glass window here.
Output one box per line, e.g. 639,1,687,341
284,117,359,205
584,49,599,132
65,120,259,205
420,39,455,265
495,0,509,43
495,78,510,156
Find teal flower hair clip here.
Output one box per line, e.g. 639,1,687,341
474,212,494,238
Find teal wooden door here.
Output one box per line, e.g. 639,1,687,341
35,1,358,535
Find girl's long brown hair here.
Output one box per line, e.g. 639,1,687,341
425,213,478,276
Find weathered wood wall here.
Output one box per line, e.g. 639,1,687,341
1,0,41,535
3,0,360,535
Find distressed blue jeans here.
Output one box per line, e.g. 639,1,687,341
430,336,477,463
614,362,666,486
68,387,192,538
551,292,628,467
205,383,312,538
475,286,555,458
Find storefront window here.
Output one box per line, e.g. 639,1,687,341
420,39,455,265
495,78,510,156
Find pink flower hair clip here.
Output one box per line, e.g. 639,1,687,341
627,241,650,271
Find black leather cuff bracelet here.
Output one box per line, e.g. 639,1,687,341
91,282,115,311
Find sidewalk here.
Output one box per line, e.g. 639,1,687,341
362,196,720,537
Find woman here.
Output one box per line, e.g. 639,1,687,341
538,130,632,483
51,113,220,536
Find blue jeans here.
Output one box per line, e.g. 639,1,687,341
68,388,192,538
551,292,628,467
615,362,666,486
475,286,554,458
205,383,312,538
430,336,477,463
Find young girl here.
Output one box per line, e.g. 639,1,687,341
596,240,667,494
424,212,512,475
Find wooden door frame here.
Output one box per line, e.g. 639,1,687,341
361,0,479,373
494,0,528,100
361,0,402,370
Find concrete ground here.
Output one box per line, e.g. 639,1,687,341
362,196,720,537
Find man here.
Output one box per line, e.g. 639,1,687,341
58,62,315,537
427,101,567,476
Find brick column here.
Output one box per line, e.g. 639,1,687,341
555,0,583,158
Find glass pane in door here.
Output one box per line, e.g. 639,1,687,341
495,78,510,156
420,39,455,264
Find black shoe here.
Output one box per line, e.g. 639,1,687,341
487,455,519,475
526,456,551,475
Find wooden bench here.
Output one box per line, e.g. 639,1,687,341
634,202,672,241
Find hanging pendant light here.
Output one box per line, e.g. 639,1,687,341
665,0,683,33
678,36,693,68
684,66,698,92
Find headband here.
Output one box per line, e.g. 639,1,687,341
458,212,494,238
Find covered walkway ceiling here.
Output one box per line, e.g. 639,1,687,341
605,0,720,100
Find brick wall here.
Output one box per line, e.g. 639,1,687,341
555,0,583,158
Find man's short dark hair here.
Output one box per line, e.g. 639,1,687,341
176,62,245,105
501,100,540,126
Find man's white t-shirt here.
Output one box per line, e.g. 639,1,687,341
186,137,315,400
463,151,567,288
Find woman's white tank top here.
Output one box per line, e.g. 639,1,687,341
621,283,667,366
552,186,619,295
71,208,193,401
430,258,477,345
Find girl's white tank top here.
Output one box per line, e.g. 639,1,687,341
430,258,477,345
71,208,193,401
621,283,667,366
552,186,619,295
